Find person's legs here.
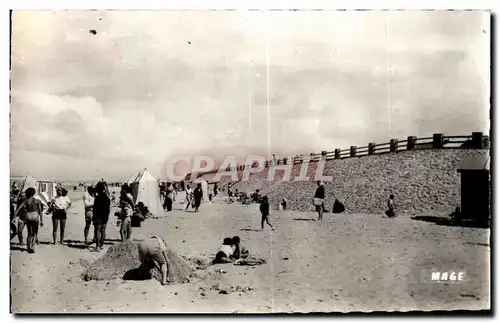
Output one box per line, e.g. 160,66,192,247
26,221,33,252
120,218,128,242
266,217,275,230
125,218,131,240
60,218,66,244
316,205,323,221
17,220,25,245
52,216,59,244
100,221,107,247
31,221,39,252
94,222,101,250
261,215,266,230
84,211,92,244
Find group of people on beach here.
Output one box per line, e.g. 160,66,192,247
9,180,157,253
10,184,73,253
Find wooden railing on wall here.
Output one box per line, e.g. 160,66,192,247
186,132,490,180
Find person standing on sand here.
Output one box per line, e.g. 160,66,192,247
163,182,174,212
193,183,203,212
51,188,71,244
119,184,134,241
83,186,95,245
138,235,174,285
313,181,325,221
14,188,44,253
260,196,275,231
184,185,193,211
93,182,110,251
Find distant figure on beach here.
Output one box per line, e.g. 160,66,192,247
209,192,213,202
212,237,236,264
260,196,275,231
14,188,44,253
231,236,249,260
281,198,288,211
93,182,111,251
193,183,203,212
252,189,261,203
385,194,396,218
332,199,345,213
111,191,116,206
138,235,174,285
213,183,219,197
83,186,95,245
119,184,135,242
51,188,71,244
313,181,325,221
184,185,193,211
163,182,174,211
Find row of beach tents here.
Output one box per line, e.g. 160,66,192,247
125,168,208,217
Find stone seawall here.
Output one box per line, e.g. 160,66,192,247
229,149,489,215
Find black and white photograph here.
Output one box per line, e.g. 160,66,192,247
9,9,491,313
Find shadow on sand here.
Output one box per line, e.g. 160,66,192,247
240,228,261,232
122,266,151,281
410,216,490,229
9,245,26,252
293,218,316,222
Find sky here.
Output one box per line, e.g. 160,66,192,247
10,10,490,181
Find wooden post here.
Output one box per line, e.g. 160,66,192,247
390,139,398,152
350,146,357,157
368,143,375,155
283,157,288,164
472,132,484,149
407,136,417,150
335,149,341,159
433,133,444,149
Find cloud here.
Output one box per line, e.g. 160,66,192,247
10,10,490,180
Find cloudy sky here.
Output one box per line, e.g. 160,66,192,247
10,10,490,181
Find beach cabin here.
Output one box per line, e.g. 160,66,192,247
457,153,490,223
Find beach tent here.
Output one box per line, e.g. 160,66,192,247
193,177,209,201
127,172,140,185
17,174,53,207
129,169,164,217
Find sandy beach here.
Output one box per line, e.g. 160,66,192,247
10,188,489,313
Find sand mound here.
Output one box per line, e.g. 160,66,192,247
82,240,194,284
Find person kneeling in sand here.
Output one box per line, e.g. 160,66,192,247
138,235,174,285
212,237,236,264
